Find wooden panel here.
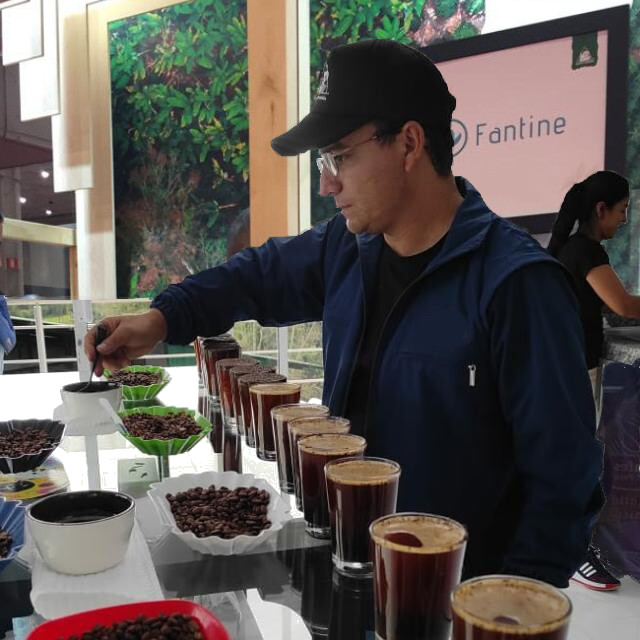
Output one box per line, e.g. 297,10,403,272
19,0,59,120
52,0,93,193
0,0,31,8
247,0,299,246
68,245,78,299
3,218,76,247
82,0,198,299
1,0,43,66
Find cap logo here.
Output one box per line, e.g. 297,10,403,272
316,64,330,101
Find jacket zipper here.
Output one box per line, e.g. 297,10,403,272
468,364,476,387
340,265,369,418
359,273,424,436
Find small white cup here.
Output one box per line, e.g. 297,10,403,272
60,381,122,423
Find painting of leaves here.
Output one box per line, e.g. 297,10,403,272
109,0,248,298
309,0,485,225
604,1,640,293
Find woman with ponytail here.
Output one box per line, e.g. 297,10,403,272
549,170,631,591
550,171,633,376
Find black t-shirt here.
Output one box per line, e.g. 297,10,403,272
344,237,445,435
557,233,609,369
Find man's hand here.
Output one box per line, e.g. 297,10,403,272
84,309,168,375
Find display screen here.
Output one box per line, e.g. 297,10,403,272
440,33,607,219
424,7,627,233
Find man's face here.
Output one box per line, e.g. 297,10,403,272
317,124,408,235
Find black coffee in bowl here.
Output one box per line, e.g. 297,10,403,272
62,381,121,394
29,491,133,524
0,529,12,558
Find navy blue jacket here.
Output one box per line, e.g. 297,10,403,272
153,179,603,586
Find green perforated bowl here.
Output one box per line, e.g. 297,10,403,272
118,406,211,456
104,365,170,401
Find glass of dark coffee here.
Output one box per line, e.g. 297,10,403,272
249,383,301,461
325,457,400,577
230,364,274,436
193,337,204,386
215,356,258,426
451,575,572,640
202,336,240,401
207,401,224,454
289,416,351,510
271,403,330,493
237,371,286,448
370,513,467,640
298,433,366,539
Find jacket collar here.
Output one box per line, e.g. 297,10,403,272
356,177,495,281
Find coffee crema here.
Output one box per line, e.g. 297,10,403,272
452,577,571,633
298,433,366,456
326,459,399,485
249,383,301,395
370,514,467,553
271,404,329,420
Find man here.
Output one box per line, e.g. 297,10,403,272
0,212,17,373
86,39,603,586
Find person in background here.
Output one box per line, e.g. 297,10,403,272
0,212,16,373
549,170,632,591
86,39,603,587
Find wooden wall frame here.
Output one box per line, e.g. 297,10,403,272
82,0,301,299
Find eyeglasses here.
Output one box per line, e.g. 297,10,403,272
316,134,380,177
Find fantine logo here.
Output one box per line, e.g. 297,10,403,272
451,119,468,157
316,64,330,101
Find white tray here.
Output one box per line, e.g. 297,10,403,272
148,471,291,556
53,403,119,436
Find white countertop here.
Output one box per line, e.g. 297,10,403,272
1,367,639,639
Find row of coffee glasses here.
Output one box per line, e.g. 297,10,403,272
194,336,572,640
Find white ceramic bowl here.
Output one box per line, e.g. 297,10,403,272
60,381,122,424
27,490,135,575
148,471,291,556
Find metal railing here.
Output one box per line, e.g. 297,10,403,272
3,300,324,390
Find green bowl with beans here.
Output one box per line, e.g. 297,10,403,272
104,365,170,402
117,406,211,456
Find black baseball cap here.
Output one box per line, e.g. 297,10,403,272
271,39,456,156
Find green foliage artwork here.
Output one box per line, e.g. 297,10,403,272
605,1,640,293
308,0,485,225
109,0,248,298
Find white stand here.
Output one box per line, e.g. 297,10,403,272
84,433,101,490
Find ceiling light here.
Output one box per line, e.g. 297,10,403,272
41,170,50,179
45,209,52,215
19,196,26,204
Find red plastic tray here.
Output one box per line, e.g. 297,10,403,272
27,599,230,640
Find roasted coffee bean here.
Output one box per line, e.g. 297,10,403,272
0,428,56,457
166,484,272,539
123,412,201,440
0,529,12,558
58,613,204,640
108,370,163,387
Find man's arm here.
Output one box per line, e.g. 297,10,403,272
488,262,604,587
152,219,333,344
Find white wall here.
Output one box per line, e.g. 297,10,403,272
484,0,632,34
